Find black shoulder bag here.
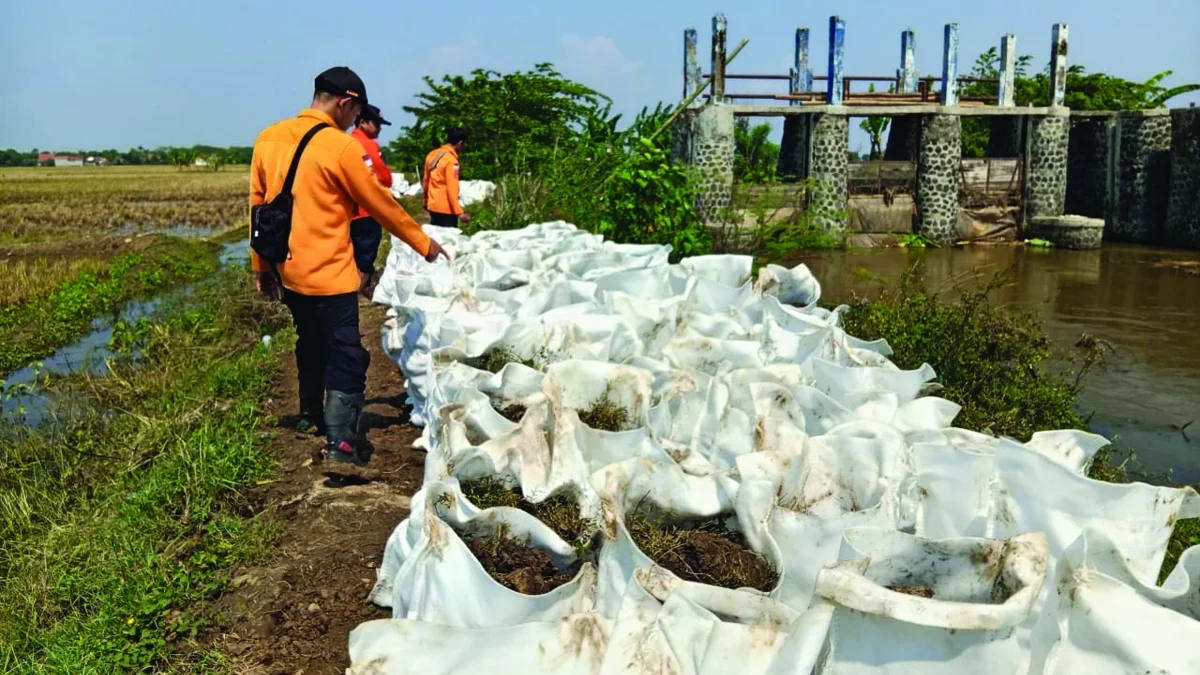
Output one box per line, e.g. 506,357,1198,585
250,122,329,277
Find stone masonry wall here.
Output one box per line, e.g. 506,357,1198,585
915,114,962,245
1165,108,1200,248
687,105,735,221
1027,112,1070,220
808,113,849,230
1112,112,1172,243
1066,117,1111,221
776,116,810,182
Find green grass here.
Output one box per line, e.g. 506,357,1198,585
0,267,291,673
0,236,218,376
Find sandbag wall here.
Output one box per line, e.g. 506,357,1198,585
353,222,1200,675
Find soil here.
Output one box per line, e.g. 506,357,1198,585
463,531,582,595
459,477,593,545
208,302,424,675
887,585,935,598
492,399,526,423
627,514,778,592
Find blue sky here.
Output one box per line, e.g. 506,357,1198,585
2,0,1197,153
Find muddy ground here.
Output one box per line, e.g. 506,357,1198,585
212,302,422,675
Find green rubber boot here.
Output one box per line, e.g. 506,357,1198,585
323,390,367,466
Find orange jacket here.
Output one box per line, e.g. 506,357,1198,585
422,144,462,215
350,127,392,221
250,109,430,296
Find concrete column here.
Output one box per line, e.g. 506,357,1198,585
689,104,735,221
1165,108,1200,248
1050,24,1069,108
1113,111,1172,243
884,116,920,161
827,17,845,105
1027,110,1071,220
940,24,959,106
808,113,849,229
670,108,695,165
998,34,1017,107
916,114,962,245
683,28,700,98
777,115,811,182
986,117,1023,157
711,14,727,102
790,28,810,106
1065,116,1112,220
899,30,917,93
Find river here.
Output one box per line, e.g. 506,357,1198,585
794,243,1200,484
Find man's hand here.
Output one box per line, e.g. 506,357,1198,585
255,271,280,301
457,212,472,224
358,269,371,296
425,239,451,264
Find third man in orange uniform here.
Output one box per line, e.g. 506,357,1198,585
422,127,472,228
349,104,392,290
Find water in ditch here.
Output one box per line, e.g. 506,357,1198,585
792,243,1200,484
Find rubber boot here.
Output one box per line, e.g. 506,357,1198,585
297,396,325,436
323,390,367,466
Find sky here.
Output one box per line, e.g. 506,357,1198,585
2,0,1198,154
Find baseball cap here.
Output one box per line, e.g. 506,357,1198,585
314,66,368,105
358,104,392,126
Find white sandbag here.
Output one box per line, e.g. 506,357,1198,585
756,263,822,310
814,528,1050,675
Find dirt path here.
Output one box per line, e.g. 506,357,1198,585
213,301,424,674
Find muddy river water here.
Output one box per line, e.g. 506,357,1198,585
794,243,1200,484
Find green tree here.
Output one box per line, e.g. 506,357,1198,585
733,119,780,183
858,85,892,160
386,64,610,181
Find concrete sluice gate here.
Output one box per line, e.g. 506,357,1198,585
342,221,1200,674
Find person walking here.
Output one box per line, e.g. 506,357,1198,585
422,127,472,228
250,66,448,466
349,104,392,292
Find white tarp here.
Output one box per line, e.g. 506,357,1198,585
353,221,1200,674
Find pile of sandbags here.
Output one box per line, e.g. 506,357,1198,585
352,222,1200,675
389,174,496,206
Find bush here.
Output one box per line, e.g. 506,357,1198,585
839,268,1087,440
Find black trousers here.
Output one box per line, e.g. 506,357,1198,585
429,211,460,228
350,215,383,273
281,288,369,400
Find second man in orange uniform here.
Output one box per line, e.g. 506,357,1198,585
422,127,472,228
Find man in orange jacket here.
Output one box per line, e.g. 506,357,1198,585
422,127,472,227
250,66,448,466
349,104,391,290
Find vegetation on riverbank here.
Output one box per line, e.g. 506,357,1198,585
0,165,247,242
0,236,219,376
0,267,291,673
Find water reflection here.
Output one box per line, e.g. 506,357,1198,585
795,244,1200,483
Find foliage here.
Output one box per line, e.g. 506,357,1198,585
897,232,936,248
733,119,779,183
0,268,291,672
839,267,1089,440
961,47,1199,156
0,145,252,167
858,85,891,160
0,237,218,375
386,64,611,181
715,178,848,257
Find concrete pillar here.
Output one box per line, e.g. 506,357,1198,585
808,113,849,229
670,108,695,165
827,17,845,105
940,24,959,106
1049,24,1069,108
986,117,1023,157
1065,116,1112,220
790,28,811,106
899,30,917,94
916,114,962,245
683,28,700,98
777,115,811,181
689,104,735,221
711,14,727,102
998,34,1017,107
1165,108,1200,248
1113,111,1173,243
1027,110,1071,220
884,116,920,161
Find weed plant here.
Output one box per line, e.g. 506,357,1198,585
460,477,593,547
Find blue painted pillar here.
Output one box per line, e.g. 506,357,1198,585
711,14,728,102
900,29,917,94
998,34,1017,107
791,27,810,106
827,16,845,105
940,23,959,106
683,28,699,98
1050,23,1069,107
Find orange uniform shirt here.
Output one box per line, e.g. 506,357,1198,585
422,144,462,215
350,127,392,221
250,109,430,296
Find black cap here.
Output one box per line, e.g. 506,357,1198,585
314,66,368,105
358,104,391,126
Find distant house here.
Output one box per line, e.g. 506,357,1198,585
193,157,208,167
39,153,85,167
